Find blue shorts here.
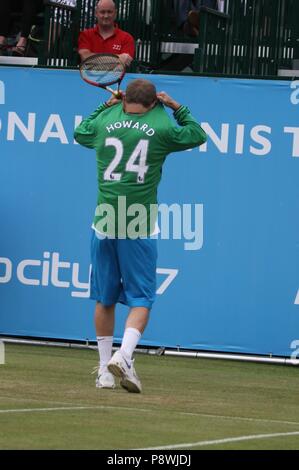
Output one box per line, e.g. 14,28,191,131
90,231,157,308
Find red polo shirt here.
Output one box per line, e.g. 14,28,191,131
78,25,135,59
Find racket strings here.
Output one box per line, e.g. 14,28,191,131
80,55,124,86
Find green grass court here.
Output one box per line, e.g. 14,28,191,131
0,343,299,450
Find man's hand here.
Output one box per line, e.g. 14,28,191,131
118,53,133,67
106,92,123,107
79,49,94,62
157,92,181,111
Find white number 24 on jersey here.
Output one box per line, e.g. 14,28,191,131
104,137,149,183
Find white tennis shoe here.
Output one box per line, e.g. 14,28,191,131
95,368,116,389
107,350,142,393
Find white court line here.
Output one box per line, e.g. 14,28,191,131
178,411,299,427
0,395,84,406
1,405,299,429
0,405,151,415
1,405,299,449
138,431,299,450
0,406,99,414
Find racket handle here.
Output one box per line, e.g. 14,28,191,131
113,91,123,99
106,86,122,99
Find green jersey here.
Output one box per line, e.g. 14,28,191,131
74,102,206,237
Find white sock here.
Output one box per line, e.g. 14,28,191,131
97,336,113,371
120,327,141,362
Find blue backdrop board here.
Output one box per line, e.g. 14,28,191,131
0,68,298,357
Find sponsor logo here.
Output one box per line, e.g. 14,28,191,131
0,253,178,297
112,44,122,52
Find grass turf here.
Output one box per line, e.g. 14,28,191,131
0,343,299,450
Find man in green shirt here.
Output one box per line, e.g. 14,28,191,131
74,79,206,393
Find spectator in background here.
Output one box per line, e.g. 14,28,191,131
0,0,43,56
174,0,220,37
78,0,134,66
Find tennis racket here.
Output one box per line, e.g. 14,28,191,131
79,53,126,98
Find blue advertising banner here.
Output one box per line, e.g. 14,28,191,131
0,67,298,357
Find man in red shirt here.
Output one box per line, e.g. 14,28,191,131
78,0,135,66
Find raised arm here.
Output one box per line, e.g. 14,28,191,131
157,91,207,151
74,96,121,148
